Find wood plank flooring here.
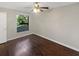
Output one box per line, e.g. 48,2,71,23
0,34,79,56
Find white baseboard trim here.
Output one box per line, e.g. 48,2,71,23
8,33,33,41
35,33,79,52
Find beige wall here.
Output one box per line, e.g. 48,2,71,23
7,10,32,40
0,12,7,43
31,3,79,51
0,8,33,40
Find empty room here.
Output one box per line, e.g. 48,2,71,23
0,2,79,56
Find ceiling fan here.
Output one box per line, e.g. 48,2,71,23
33,2,49,13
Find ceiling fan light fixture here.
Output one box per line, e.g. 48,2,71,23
34,3,39,8
33,8,41,13
33,2,41,13
33,2,48,13
34,2,39,8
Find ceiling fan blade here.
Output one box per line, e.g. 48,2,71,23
40,7,49,9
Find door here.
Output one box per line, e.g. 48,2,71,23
0,12,7,43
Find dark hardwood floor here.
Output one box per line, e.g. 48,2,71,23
0,34,79,56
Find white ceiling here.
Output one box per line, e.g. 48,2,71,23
0,2,77,13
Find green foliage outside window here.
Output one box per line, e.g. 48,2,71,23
16,15,29,32
17,15,29,26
